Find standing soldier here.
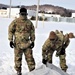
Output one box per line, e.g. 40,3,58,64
42,30,70,72
8,7,35,75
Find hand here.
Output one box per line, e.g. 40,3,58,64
60,47,65,55
42,59,47,65
10,41,14,48
30,42,34,49
56,48,65,57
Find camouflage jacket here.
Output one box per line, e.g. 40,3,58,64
8,16,35,49
42,32,70,58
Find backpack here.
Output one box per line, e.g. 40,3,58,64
55,30,64,43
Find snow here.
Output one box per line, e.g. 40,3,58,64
0,17,75,75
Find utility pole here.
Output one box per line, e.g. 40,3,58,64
42,13,45,27
9,0,12,18
35,0,40,28
19,2,21,8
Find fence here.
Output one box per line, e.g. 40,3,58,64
47,17,75,23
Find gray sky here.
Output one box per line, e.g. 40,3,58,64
0,0,75,10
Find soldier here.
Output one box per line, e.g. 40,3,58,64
8,7,35,75
42,30,70,72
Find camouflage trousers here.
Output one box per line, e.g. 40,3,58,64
59,54,68,72
14,48,35,72
45,50,68,72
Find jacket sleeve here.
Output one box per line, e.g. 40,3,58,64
42,39,50,59
63,34,70,49
8,20,16,41
30,22,35,42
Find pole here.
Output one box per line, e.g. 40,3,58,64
35,0,40,28
19,2,21,8
42,13,44,27
9,0,12,18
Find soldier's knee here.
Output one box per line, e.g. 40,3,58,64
60,54,66,59
60,55,66,63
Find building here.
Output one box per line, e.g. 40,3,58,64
7,8,19,18
0,9,7,17
72,13,75,18
38,13,60,17
7,8,37,18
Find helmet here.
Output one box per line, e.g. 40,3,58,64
19,7,28,15
68,33,75,38
49,31,57,40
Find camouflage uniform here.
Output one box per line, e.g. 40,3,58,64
42,31,70,72
8,15,35,72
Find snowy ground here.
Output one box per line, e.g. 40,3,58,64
0,18,75,75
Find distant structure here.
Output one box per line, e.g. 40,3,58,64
7,8,19,18
0,7,75,23
72,13,75,18
46,9,53,14
0,9,7,17
0,7,61,18
38,13,60,17
0,8,36,18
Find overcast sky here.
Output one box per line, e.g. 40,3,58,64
0,0,75,10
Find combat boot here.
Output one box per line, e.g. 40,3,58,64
62,69,67,72
62,65,68,72
17,71,22,75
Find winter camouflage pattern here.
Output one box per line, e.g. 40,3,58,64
8,15,35,72
14,48,35,72
42,31,70,72
8,16,35,49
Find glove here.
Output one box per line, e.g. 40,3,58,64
56,51,59,57
10,41,14,48
56,48,65,57
60,47,65,55
30,42,34,49
42,59,47,65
